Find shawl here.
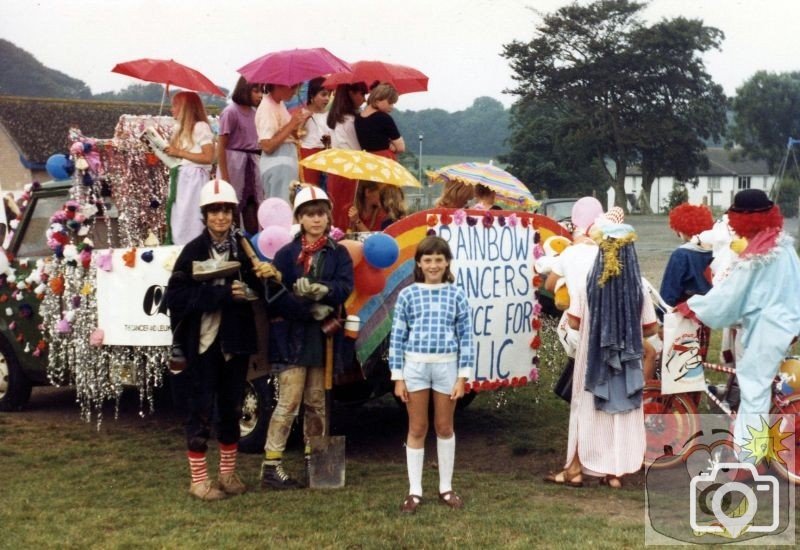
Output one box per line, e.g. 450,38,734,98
584,228,645,413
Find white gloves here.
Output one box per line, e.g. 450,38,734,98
294,277,330,301
310,303,334,321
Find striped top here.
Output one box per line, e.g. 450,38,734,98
389,282,474,379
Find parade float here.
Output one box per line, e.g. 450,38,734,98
0,115,568,452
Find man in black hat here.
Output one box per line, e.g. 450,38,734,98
676,188,800,448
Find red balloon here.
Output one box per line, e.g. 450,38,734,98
354,262,385,296
339,239,364,266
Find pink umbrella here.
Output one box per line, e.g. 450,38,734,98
237,47,351,86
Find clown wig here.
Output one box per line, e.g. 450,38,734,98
728,205,783,239
668,203,714,238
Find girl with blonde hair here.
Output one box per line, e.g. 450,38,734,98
354,83,405,160
380,185,407,229
165,91,214,245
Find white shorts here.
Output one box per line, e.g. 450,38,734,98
403,359,458,395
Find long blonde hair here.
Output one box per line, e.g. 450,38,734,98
435,180,474,208
380,185,407,221
169,91,209,149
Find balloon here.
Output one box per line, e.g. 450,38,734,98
257,225,291,260
363,233,399,269
571,197,604,231
339,239,364,266
354,262,386,296
250,233,267,261
45,154,75,180
258,197,293,230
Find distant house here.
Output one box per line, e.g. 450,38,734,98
609,147,775,213
0,96,165,191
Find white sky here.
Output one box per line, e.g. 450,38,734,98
2,0,799,112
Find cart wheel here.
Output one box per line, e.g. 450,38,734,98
238,376,275,454
643,380,699,469
770,393,800,485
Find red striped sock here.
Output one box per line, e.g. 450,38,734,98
219,443,237,476
188,451,208,484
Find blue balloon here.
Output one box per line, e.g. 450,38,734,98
46,154,74,180
363,233,399,269
250,233,268,261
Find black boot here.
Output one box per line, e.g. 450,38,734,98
260,461,301,490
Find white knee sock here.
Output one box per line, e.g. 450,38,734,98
437,435,456,494
406,446,424,496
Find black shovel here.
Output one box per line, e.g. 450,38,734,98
308,334,346,488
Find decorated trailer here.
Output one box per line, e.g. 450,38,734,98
0,117,568,452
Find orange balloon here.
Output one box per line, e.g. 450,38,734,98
340,239,364,266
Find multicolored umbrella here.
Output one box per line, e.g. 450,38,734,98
427,162,538,209
323,60,428,95
300,149,422,188
237,47,351,86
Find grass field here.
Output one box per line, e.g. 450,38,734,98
0,320,651,549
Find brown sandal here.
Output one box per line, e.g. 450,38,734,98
438,490,464,509
400,494,422,514
543,470,584,487
600,475,623,489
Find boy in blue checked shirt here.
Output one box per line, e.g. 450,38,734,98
391,236,474,514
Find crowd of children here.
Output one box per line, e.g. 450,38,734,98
161,80,800,507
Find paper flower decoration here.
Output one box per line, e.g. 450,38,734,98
453,209,467,225
507,213,519,227
89,328,105,347
56,318,72,334
482,213,493,228
49,275,65,295
440,213,453,225
123,248,137,267
329,227,345,242
97,250,113,272
529,367,540,383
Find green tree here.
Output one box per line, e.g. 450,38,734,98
729,71,800,174
499,98,602,197
502,0,726,211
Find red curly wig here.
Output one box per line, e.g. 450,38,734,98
728,205,783,239
668,203,714,237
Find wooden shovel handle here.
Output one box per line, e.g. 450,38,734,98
237,233,261,265
325,335,334,391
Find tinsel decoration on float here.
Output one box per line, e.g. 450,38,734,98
36,119,193,424
102,115,175,246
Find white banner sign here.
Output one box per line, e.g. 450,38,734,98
95,246,182,346
437,222,535,382
661,311,706,394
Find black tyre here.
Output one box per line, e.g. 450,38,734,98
0,336,32,412
238,375,276,454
